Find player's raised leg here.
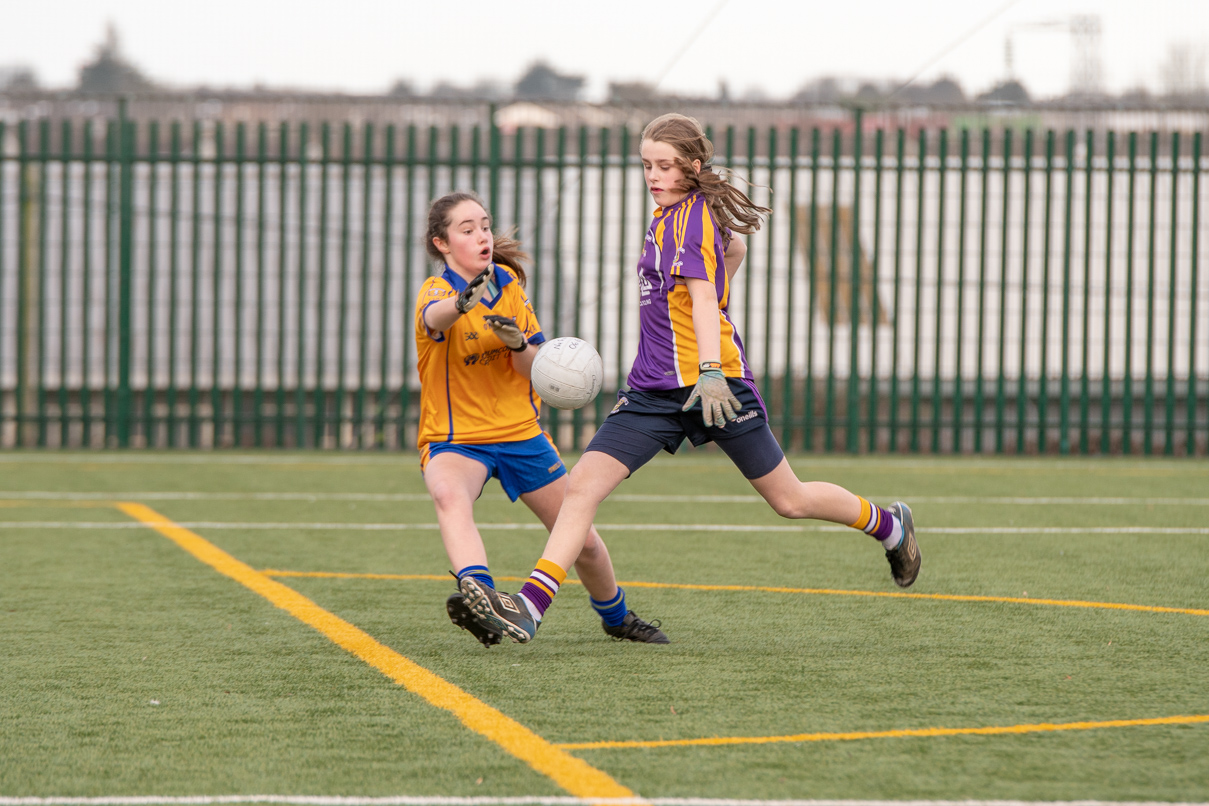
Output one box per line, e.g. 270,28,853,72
744,455,921,587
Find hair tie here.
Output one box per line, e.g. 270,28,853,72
701,163,713,172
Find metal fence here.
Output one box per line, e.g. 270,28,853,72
0,106,1204,454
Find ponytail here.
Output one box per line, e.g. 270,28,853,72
487,231,529,285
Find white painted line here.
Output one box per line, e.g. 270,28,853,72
0,455,410,466
901,496,1209,506
1,492,1208,506
1,798,1206,806
0,521,1206,535
0,491,434,502
621,495,1209,506
0,453,1198,474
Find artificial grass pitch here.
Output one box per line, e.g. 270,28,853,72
0,451,1206,799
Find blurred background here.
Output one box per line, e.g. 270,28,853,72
2,0,1207,107
0,0,1205,454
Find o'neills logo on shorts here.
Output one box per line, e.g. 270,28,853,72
733,409,758,424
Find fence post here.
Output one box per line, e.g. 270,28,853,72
116,98,135,447
16,120,37,447
847,107,863,453
488,104,500,216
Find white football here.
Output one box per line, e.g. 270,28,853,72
530,337,604,410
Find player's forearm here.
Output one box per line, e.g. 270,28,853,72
685,278,722,364
510,341,537,379
421,297,463,334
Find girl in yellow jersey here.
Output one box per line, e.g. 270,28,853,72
417,191,666,646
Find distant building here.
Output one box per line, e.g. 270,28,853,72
607,81,659,105
0,66,38,91
515,62,584,102
897,77,966,105
428,79,507,102
978,80,1031,105
791,77,848,105
77,24,156,94
387,79,415,99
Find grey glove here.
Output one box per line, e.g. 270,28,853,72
681,368,742,428
482,314,527,351
454,266,493,314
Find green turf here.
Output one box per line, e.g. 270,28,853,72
1,451,1207,799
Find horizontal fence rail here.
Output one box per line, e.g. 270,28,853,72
0,107,1204,454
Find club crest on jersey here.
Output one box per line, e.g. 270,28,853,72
671,245,687,272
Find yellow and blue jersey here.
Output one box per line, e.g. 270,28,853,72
414,264,546,457
627,191,752,390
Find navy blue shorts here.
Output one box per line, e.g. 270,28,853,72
424,433,567,501
586,378,785,480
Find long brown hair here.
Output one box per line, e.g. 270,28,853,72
424,191,529,286
640,113,770,235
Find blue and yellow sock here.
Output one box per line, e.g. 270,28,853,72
455,564,495,590
590,587,628,628
850,496,903,549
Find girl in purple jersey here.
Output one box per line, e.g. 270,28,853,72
458,115,920,644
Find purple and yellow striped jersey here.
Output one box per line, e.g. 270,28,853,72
627,191,752,391
414,264,546,452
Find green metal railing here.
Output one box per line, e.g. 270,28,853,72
0,107,1204,454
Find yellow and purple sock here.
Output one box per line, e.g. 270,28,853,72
590,587,628,628
850,497,903,549
456,564,495,590
516,558,567,622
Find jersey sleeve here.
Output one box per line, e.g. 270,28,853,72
667,195,720,285
415,277,455,343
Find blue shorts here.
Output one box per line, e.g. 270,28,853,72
585,378,785,480
423,433,567,502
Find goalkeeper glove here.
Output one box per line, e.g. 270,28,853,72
482,314,527,351
681,363,742,428
454,266,493,314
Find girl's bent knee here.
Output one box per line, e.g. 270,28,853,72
769,496,814,520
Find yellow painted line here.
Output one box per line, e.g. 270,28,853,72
116,502,637,800
619,579,1209,617
263,570,1209,618
557,713,1209,750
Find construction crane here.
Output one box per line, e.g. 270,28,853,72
1004,14,1103,95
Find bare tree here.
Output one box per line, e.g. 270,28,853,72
1160,41,1207,97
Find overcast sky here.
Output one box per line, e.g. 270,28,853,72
3,0,1207,100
